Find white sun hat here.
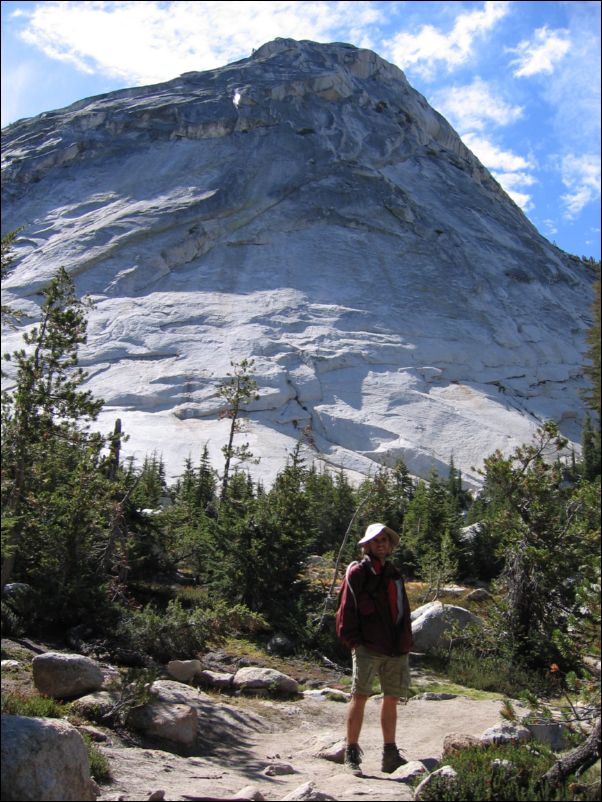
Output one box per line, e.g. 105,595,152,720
358,522,400,547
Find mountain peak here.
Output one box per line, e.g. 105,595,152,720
250,37,405,80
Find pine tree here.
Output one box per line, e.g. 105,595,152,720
217,358,260,500
1,268,120,626
195,444,217,512
1,229,25,327
2,268,104,591
581,414,601,480
480,422,596,666
582,261,601,426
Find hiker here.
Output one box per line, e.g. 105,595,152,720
335,522,413,775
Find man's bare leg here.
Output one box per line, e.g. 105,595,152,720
346,693,369,745
380,695,398,744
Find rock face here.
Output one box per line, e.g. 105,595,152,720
1,38,594,487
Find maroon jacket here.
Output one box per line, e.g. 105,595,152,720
335,555,413,656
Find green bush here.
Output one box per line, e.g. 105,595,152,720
116,598,267,662
418,742,598,801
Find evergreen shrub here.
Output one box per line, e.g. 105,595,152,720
116,598,267,662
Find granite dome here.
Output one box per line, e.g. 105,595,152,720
1,38,594,486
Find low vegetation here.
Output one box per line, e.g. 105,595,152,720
416,742,600,801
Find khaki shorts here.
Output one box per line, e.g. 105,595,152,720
351,645,410,698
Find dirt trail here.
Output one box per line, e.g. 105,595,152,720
98,693,526,801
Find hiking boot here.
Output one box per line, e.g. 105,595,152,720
344,743,363,776
381,743,408,773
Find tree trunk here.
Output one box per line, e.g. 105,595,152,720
542,716,601,787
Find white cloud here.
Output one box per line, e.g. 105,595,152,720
15,0,386,86
431,77,523,132
493,171,536,190
509,25,571,78
462,132,535,210
385,1,509,79
542,218,558,236
561,153,601,218
1,62,37,127
539,13,600,154
462,133,532,173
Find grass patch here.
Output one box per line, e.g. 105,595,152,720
445,649,556,699
173,585,209,606
1,645,33,662
405,582,496,619
1,690,71,718
81,734,112,783
222,636,272,663
412,679,504,702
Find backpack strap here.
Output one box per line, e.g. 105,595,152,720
342,560,359,609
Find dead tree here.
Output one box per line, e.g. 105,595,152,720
542,716,601,787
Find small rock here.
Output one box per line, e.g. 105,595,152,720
491,758,514,772
303,687,350,702
316,738,346,763
390,760,428,782
147,791,165,801
267,633,296,656
234,785,266,800
410,692,457,701
442,732,483,755
305,555,326,566
262,762,295,775
198,669,234,689
438,585,467,596
127,702,199,745
465,588,493,601
70,690,121,723
280,781,337,800
480,722,532,745
414,765,459,800
76,724,110,742
167,659,202,683
233,666,298,695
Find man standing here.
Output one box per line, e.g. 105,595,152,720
336,522,413,775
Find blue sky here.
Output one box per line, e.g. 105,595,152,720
2,1,600,259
